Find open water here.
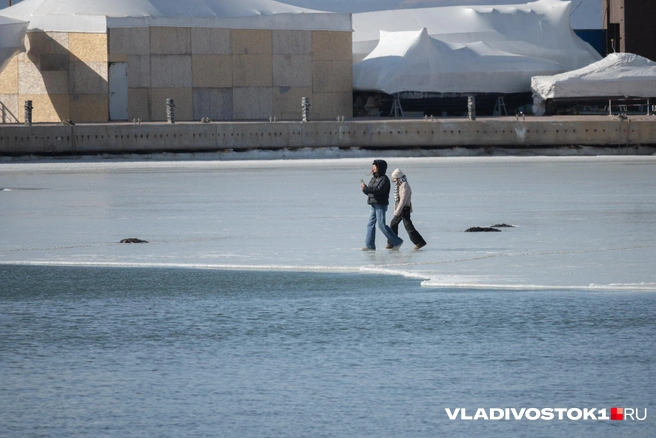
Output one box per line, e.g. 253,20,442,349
1,156,655,436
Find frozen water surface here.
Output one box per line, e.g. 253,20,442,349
1,155,655,290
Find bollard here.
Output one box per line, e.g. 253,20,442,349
301,97,310,122
166,98,175,124
467,95,476,121
24,100,33,126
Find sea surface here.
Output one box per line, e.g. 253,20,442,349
1,156,655,436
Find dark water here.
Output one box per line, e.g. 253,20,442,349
1,265,654,437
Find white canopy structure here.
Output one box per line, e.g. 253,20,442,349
352,0,601,95
0,15,28,72
531,53,656,115
354,28,566,95
0,0,348,32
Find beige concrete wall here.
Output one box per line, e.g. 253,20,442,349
312,60,352,94
128,88,150,121
192,55,233,88
0,31,110,123
151,55,193,88
310,31,353,120
69,33,108,63
69,61,108,95
18,94,70,123
70,94,109,122
151,27,191,55
311,92,352,119
127,55,151,88
20,31,70,62
273,30,312,56
0,94,19,123
133,27,351,121
3,26,353,124
19,61,68,95
109,27,150,55
193,87,233,120
312,31,352,62
151,87,193,121
5,118,656,156
273,55,312,87
67,33,108,122
233,87,273,120
232,54,272,87
232,29,272,55
192,28,231,55
0,57,19,95
273,86,311,120
0,58,20,122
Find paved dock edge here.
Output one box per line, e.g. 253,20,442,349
1,118,656,156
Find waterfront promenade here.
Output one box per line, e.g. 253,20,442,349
1,115,656,156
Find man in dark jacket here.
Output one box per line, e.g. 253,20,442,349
360,159,403,250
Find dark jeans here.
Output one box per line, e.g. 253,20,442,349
389,206,426,246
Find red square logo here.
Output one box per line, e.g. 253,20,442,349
611,407,624,421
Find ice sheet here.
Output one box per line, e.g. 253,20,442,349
1,156,655,290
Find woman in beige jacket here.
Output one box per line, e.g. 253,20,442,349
387,168,427,250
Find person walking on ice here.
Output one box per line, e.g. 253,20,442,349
387,168,427,250
360,160,403,251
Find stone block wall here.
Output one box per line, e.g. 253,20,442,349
109,26,353,121
0,31,108,123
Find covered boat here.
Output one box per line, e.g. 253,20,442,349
531,52,656,115
354,28,566,95
352,0,601,95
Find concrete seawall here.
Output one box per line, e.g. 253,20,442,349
2,116,656,156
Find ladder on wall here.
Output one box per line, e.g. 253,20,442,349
493,96,508,116
389,93,404,117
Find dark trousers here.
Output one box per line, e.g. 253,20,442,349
389,206,426,246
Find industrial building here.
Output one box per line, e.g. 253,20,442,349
0,0,353,123
603,0,656,60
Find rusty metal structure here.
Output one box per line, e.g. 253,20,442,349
604,0,656,60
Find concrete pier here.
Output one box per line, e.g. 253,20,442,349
1,116,656,156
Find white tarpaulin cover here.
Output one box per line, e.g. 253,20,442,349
354,28,566,94
0,0,348,33
531,53,656,114
352,0,601,95
0,15,28,73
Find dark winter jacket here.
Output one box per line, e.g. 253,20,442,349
362,159,391,206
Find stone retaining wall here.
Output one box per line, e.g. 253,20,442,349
1,117,655,156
